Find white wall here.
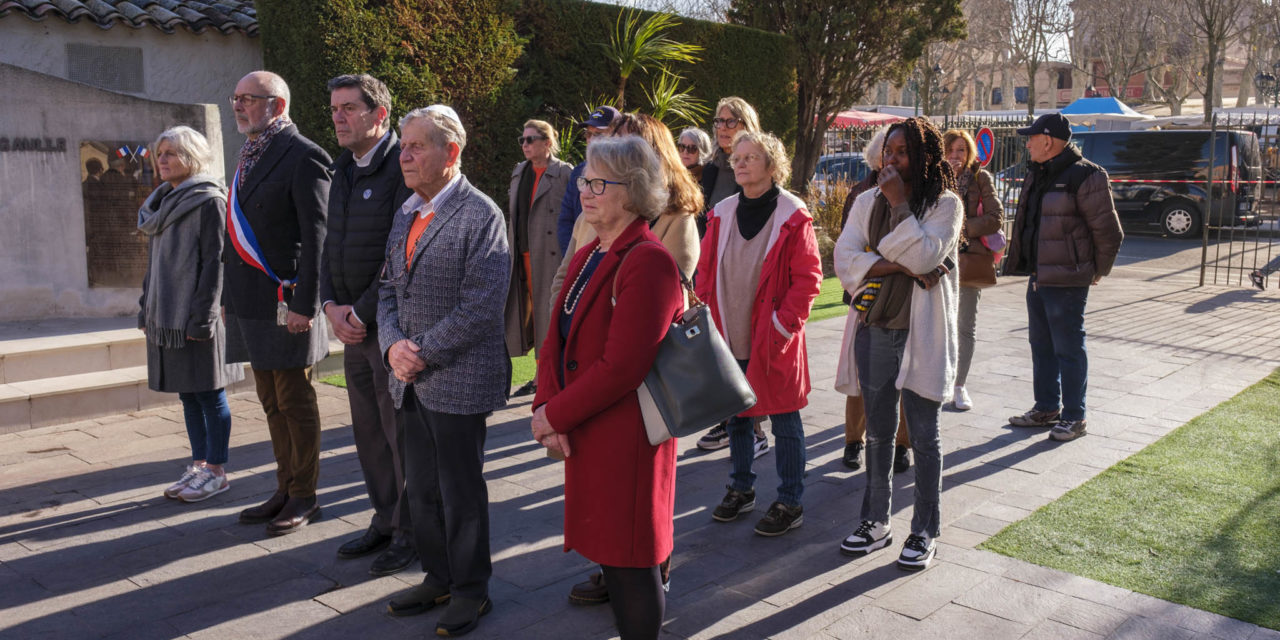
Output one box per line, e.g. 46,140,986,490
0,16,262,180
0,63,219,320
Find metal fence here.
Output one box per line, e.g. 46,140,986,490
1199,112,1280,288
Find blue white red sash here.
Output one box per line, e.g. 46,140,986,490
226,166,295,302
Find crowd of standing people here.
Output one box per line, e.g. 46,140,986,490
134,67,1121,638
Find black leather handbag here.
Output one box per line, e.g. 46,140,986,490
614,243,757,445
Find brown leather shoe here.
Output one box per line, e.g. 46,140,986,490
239,491,288,524
568,571,608,605
265,496,320,536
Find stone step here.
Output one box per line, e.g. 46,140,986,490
0,328,146,383
0,342,346,434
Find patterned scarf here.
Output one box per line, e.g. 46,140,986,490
236,116,292,188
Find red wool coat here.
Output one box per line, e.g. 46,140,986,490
694,189,823,417
532,218,684,568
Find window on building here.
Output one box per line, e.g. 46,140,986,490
67,44,144,94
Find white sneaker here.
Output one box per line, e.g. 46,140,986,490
952,386,972,411
752,434,770,459
897,532,937,571
178,468,229,503
164,465,201,499
840,520,892,556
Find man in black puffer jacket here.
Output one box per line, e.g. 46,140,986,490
1004,114,1123,443
320,74,416,575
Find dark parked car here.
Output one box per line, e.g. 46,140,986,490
1075,130,1262,238
811,152,870,205
993,129,1263,239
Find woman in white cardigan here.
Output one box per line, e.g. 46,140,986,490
832,118,962,572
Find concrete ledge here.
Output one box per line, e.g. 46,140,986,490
0,342,345,433
0,329,145,383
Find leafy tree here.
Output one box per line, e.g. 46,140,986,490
601,9,704,108
643,70,711,127
730,0,965,192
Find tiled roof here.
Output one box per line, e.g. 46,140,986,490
0,0,257,36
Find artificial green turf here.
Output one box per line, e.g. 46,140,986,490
981,369,1280,631
319,278,848,392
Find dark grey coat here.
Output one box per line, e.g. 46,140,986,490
377,176,512,415
139,196,244,392
223,124,332,370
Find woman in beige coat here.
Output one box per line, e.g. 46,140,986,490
551,113,700,306
505,119,574,397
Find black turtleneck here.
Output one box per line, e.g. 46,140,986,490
737,184,780,240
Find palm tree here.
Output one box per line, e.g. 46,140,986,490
600,8,703,109
644,70,710,128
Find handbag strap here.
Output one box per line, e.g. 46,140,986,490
611,240,699,307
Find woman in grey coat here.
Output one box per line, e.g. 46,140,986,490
138,125,244,504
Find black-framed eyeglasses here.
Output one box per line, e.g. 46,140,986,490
676,143,699,154
517,135,547,145
712,117,741,129
230,93,277,107
576,176,629,195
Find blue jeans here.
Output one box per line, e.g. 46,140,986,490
727,360,806,507
854,325,943,538
1026,279,1089,421
179,389,231,466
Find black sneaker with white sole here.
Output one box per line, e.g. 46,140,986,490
697,423,730,451
754,501,802,536
711,486,755,522
896,533,936,571
839,520,892,556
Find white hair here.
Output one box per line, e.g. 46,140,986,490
586,135,668,221
678,127,715,165
153,125,214,178
400,105,467,172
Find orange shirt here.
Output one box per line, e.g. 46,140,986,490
405,209,435,262
530,166,547,209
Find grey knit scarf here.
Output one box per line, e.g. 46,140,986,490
137,175,226,349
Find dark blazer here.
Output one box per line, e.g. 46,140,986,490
377,176,512,415
223,124,332,369
321,131,413,327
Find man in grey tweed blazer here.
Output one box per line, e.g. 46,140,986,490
377,105,510,637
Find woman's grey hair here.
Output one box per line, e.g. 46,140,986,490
715,96,762,134
523,119,560,157
731,130,790,187
678,127,715,164
586,135,669,222
862,125,890,172
152,125,215,179
400,105,467,172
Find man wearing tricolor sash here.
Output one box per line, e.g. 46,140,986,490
223,71,333,536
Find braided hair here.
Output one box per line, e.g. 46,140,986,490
884,117,956,216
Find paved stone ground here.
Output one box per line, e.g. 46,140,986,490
3,272,1280,640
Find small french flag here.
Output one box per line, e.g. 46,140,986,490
116,145,131,158
136,146,149,159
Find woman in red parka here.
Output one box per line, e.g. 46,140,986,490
530,136,683,640
696,130,823,537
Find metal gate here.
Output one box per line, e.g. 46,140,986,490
1200,112,1280,288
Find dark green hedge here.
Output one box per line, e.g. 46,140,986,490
259,0,797,199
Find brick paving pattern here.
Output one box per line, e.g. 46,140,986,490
2,276,1279,639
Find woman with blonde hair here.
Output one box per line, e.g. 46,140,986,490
138,125,244,503
941,128,1002,411
699,96,763,214
505,118,574,398
698,130,823,537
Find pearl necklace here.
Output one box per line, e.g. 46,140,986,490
563,249,604,315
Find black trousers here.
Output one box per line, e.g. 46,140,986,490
399,392,491,599
345,327,411,539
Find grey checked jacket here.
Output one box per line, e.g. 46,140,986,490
377,176,512,415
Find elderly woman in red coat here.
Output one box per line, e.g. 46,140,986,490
695,130,823,538
530,135,683,640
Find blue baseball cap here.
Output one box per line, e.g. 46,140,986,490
579,105,620,128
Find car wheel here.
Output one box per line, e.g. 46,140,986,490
1160,200,1200,239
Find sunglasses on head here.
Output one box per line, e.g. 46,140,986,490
676,143,699,154
517,135,546,145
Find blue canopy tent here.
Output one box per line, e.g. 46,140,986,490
1060,97,1152,131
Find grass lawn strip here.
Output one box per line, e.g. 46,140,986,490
981,369,1280,631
